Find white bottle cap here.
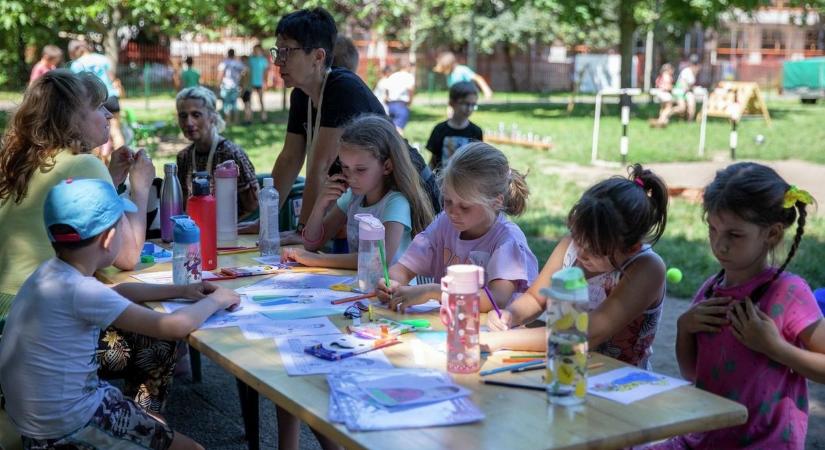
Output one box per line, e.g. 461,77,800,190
355,213,384,241
441,264,484,295
263,177,274,188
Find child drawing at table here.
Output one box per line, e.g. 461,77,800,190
484,164,669,369
645,162,824,449
283,114,434,269
0,178,239,450
376,142,539,313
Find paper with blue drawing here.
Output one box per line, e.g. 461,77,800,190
587,366,690,404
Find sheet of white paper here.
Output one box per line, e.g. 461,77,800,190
131,270,221,284
275,335,393,376
586,366,690,404
239,316,341,340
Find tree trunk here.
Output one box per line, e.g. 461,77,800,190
504,42,518,91
468,7,477,70
618,0,637,89
526,40,533,91
105,5,121,69
17,30,27,89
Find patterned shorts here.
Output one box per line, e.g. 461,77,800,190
22,386,173,450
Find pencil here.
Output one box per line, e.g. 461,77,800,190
508,354,546,360
330,292,378,305
513,361,606,373
481,379,545,392
502,358,543,364
480,359,545,376
483,285,502,319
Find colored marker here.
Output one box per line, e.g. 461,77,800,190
481,379,545,392
480,359,545,376
483,285,502,319
330,292,378,305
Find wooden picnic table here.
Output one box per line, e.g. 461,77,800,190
99,237,747,450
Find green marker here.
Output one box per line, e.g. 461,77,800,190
378,240,390,289
399,319,431,328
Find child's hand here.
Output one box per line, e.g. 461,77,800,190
487,309,513,331
678,297,733,334
282,247,320,266
729,298,783,356
181,280,217,300
319,174,348,208
207,286,240,310
376,279,401,304
388,285,435,313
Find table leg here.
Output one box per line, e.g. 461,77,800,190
189,345,202,383
236,378,260,450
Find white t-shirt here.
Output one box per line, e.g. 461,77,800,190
0,258,132,438
385,71,415,103
218,58,245,90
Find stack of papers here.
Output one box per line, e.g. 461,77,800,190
327,368,484,431
275,334,394,376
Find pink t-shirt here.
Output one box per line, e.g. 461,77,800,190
656,268,821,449
29,60,55,83
398,212,538,293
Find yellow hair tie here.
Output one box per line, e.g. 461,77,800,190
783,185,814,208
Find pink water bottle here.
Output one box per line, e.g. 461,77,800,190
441,264,484,374
214,160,239,246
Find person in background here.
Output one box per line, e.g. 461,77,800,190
175,86,259,220
248,45,270,121
425,81,483,170
181,56,200,88
217,48,246,125
433,51,492,99
383,62,416,132
29,45,63,84
332,35,359,72
240,55,253,125
650,63,674,128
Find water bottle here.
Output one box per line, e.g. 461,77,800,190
214,160,239,246
171,215,201,285
160,163,183,243
541,267,589,406
259,177,280,261
187,172,217,270
354,213,385,293
441,264,483,374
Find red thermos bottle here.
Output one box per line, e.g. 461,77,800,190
187,172,217,270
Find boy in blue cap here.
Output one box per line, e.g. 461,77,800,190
0,178,238,449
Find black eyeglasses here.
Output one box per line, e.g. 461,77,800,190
343,301,369,319
269,47,312,64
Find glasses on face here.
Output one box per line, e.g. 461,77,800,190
456,101,478,111
269,46,311,64
343,301,369,319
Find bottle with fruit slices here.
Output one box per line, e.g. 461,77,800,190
540,267,589,406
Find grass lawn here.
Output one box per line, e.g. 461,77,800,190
2,95,824,298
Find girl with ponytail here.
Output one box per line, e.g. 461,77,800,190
485,164,670,369
647,162,823,449
376,142,539,314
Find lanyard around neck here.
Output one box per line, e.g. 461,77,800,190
189,129,220,188
306,69,331,158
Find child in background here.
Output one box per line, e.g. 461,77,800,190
29,45,63,84
433,51,493,98
376,142,538,313
647,162,824,449
484,164,669,369
181,56,200,88
240,55,253,125
248,45,270,121
425,81,483,171
0,178,239,449
283,114,434,269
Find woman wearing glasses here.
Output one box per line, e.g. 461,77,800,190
263,8,385,246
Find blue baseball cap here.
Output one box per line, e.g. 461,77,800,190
44,178,137,242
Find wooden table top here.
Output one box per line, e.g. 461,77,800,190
100,238,747,450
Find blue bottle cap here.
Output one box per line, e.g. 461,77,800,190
171,215,200,244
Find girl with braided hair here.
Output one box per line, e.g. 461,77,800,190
652,162,822,449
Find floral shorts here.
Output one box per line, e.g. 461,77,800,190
22,385,174,450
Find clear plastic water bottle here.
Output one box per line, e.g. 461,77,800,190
160,163,183,243
354,213,385,293
171,215,201,285
259,177,280,261
541,267,589,406
214,160,239,246
441,264,484,374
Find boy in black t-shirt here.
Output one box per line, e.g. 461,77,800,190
426,81,483,170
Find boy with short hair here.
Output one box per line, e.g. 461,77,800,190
182,56,200,88
29,45,63,84
0,178,239,449
425,81,484,170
